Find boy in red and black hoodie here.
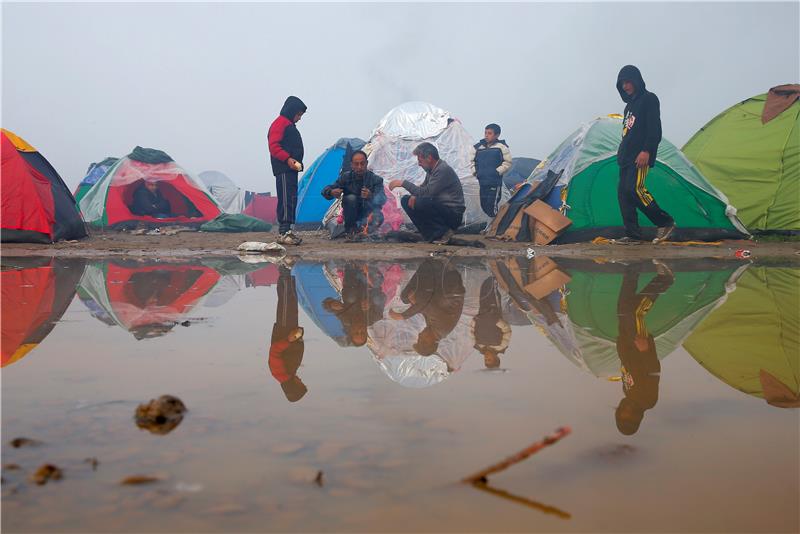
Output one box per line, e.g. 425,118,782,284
268,265,307,403
268,96,307,245
615,65,675,244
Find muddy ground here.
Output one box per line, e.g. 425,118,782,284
2,229,799,262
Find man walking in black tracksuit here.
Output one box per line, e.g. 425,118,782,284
615,65,675,244
268,96,307,246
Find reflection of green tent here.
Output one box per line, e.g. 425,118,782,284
684,267,800,407
683,86,799,232
535,259,746,377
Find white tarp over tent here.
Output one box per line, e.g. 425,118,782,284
199,170,247,214
365,101,486,229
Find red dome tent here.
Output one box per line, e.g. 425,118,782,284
78,146,221,229
1,129,87,243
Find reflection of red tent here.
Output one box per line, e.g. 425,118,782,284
78,261,220,339
246,264,280,287
1,258,85,367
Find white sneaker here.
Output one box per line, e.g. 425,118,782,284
282,231,302,246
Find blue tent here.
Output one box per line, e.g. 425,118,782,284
504,157,540,190
74,157,118,204
295,138,365,227
293,262,348,345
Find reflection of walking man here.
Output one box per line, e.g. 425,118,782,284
615,260,674,435
269,264,307,403
615,65,675,244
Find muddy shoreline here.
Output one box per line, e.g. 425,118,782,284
2,229,799,262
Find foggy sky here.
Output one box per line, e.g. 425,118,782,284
3,2,798,193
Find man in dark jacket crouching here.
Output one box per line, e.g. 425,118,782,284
389,142,465,244
322,150,386,240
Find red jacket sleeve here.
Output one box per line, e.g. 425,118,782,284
268,117,291,162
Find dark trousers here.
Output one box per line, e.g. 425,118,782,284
401,195,463,241
618,165,674,239
276,172,299,234
478,183,502,217
276,265,298,328
342,194,385,233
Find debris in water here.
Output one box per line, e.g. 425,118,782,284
122,476,157,487
135,395,187,435
180,320,190,327
31,464,63,485
3,464,22,471
314,470,324,487
462,426,572,484
734,249,751,259
84,457,99,470
526,247,536,259
208,503,247,515
471,481,571,519
10,437,42,448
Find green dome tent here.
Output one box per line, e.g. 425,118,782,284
683,85,800,233
684,266,800,408
524,116,748,242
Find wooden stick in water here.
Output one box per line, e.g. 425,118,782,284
461,426,572,484
471,481,572,519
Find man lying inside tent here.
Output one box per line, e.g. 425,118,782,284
321,150,386,241
389,142,466,244
131,180,175,218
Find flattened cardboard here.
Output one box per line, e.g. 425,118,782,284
523,200,572,245
524,269,572,300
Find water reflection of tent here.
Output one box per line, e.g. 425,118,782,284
1,257,86,367
502,258,747,378
294,262,347,344
684,266,799,407
295,259,489,387
78,260,220,339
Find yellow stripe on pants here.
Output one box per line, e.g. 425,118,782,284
636,167,655,206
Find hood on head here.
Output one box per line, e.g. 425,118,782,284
280,96,308,120
616,65,647,103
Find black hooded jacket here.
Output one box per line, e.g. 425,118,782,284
268,96,307,176
616,65,661,168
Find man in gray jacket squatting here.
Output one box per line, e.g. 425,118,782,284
388,142,466,244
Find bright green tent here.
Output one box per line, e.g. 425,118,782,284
684,266,800,407
683,87,800,232
527,116,748,242
519,258,747,377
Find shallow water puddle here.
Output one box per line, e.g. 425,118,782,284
2,255,798,532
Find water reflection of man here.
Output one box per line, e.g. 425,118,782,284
389,258,465,357
472,276,512,369
126,268,203,340
615,260,674,435
323,263,385,347
269,264,307,403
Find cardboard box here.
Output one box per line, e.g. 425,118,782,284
523,200,572,245
525,268,572,300
528,256,558,281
